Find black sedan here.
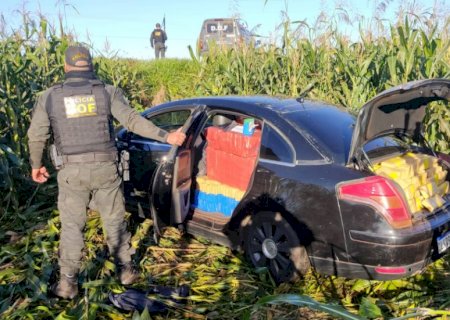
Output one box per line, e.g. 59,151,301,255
117,79,450,283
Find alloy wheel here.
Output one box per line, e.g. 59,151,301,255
244,212,309,283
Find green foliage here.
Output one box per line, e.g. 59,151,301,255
95,57,198,111
0,14,66,229
1,4,450,320
194,16,449,112
423,101,450,153
248,294,366,320
358,297,382,319
3,211,450,319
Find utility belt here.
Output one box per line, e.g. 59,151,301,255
49,144,130,181
62,152,118,164
50,144,117,168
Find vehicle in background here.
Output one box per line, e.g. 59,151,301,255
197,18,255,55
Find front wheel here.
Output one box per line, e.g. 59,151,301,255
243,212,310,283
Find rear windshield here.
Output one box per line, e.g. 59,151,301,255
206,22,234,34
285,107,355,164
363,135,411,160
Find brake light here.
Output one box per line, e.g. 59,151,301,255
337,176,412,228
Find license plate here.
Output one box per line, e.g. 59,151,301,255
437,231,450,254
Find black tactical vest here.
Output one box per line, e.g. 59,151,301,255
46,79,116,155
152,29,166,43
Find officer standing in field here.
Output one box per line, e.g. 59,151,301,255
27,45,186,299
150,23,167,59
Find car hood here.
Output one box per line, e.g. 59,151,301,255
348,78,450,164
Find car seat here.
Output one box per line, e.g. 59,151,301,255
212,114,233,127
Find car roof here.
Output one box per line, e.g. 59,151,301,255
148,95,344,116
202,18,237,22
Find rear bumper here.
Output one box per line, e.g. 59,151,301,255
331,200,450,279
349,199,450,247
310,256,429,280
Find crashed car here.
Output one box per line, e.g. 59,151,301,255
117,79,450,283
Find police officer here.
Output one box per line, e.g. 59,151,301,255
150,23,167,59
27,45,186,299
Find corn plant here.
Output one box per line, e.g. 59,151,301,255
1,3,450,319
0,14,68,228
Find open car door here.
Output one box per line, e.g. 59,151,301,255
150,105,206,239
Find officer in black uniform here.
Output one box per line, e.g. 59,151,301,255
27,45,186,299
150,23,168,59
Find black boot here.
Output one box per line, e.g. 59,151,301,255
51,273,78,299
118,262,140,285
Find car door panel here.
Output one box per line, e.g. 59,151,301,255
122,109,193,209
128,138,171,194
172,149,192,224
151,106,207,236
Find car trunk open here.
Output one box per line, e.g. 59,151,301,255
349,79,450,163
347,79,450,224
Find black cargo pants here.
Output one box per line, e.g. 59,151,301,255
57,161,135,274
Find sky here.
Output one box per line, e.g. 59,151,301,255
0,0,447,60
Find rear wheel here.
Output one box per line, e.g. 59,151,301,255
243,212,310,283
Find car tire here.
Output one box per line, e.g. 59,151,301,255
243,211,310,283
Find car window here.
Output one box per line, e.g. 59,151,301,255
146,110,191,132
363,135,411,159
285,108,354,164
260,125,294,163
128,110,190,141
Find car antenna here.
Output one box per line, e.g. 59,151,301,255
296,82,316,104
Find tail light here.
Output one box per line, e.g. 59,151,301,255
337,176,412,228
198,40,203,50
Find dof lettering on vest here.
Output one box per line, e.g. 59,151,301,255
64,95,98,118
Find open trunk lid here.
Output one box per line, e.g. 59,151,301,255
348,79,450,164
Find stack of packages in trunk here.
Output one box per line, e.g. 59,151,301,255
193,126,261,216
373,152,449,213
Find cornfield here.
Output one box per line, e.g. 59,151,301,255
1,5,450,319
